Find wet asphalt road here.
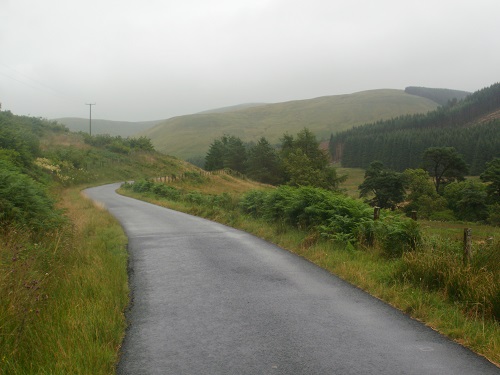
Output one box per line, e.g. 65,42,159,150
84,183,499,375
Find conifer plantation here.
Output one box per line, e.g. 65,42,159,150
330,83,500,174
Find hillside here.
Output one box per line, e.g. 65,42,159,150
140,89,439,160
197,103,267,114
55,117,163,137
330,83,500,174
404,86,470,106
0,110,200,373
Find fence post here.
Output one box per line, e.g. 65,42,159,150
411,210,418,221
463,228,472,265
374,207,380,220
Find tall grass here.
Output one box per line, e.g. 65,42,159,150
0,188,128,374
400,236,500,321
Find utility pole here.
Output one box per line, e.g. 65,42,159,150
85,103,96,136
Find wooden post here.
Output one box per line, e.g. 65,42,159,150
463,228,472,265
374,207,380,220
411,210,418,221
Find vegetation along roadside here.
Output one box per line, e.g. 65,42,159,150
120,171,500,367
0,109,192,374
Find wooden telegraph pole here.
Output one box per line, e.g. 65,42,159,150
85,103,96,136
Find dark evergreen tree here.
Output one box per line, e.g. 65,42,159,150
204,135,247,174
246,137,283,185
204,137,226,171
223,135,247,173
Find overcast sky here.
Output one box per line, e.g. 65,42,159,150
1,0,499,121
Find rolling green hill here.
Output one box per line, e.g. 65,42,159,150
140,89,439,160
54,117,163,137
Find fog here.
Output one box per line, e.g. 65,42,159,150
1,0,498,121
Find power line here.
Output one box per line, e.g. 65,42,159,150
0,62,84,103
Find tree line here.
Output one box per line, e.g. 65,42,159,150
359,146,500,224
330,83,500,174
204,128,345,189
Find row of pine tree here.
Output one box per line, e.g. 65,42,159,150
330,83,500,174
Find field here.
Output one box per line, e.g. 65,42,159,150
337,166,365,197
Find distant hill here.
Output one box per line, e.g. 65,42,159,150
330,83,500,174
404,86,471,106
141,89,439,160
54,117,163,137
197,103,267,114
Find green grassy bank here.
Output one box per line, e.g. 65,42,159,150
0,187,128,374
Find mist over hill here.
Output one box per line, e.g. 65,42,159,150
141,89,439,160
54,117,163,137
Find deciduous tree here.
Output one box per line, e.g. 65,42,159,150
480,157,500,203
359,161,405,210
422,147,468,194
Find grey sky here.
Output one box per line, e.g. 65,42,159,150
1,0,499,121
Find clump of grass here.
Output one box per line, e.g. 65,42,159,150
0,188,128,374
399,236,500,321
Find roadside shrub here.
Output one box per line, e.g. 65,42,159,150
155,185,181,201
242,186,373,243
0,160,63,234
184,191,208,205
240,190,268,217
212,192,237,210
130,179,154,193
377,216,421,257
107,141,130,154
357,214,422,257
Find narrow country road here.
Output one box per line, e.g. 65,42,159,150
84,183,499,375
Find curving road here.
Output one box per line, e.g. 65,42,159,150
84,183,499,375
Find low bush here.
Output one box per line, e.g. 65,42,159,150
372,215,421,257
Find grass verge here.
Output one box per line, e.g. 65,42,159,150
119,186,500,366
0,187,128,374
